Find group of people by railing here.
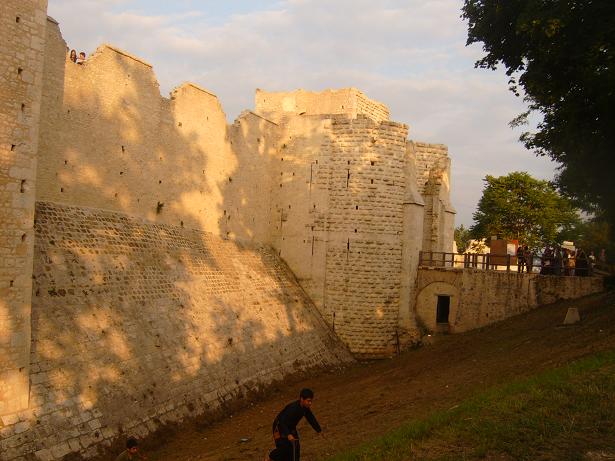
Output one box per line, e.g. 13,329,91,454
419,246,607,277
538,245,597,277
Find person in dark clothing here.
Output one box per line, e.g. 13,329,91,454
516,245,525,273
267,388,322,461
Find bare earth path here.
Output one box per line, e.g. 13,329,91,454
147,292,615,461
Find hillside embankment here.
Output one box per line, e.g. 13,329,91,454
145,291,615,460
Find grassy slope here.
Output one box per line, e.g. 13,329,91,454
327,350,615,461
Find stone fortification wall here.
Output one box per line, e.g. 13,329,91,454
415,268,603,334
36,24,279,244
31,20,452,359
408,141,455,253
0,0,48,417
324,117,410,356
269,114,412,357
255,88,390,124
411,141,449,195
0,202,352,461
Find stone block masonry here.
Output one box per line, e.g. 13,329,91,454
1,2,602,458
0,0,48,417
255,88,390,123
415,268,603,334
266,114,423,357
0,202,352,461
324,117,410,357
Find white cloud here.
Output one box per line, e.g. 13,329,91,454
47,0,557,226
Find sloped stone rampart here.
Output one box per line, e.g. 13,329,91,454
0,202,352,461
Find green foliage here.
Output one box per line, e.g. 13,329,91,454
470,171,579,248
327,351,615,461
571,219,614,263
462,0,615,236
454,224,472,253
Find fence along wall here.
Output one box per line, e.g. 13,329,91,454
0,0,48,417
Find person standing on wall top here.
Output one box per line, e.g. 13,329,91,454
516,244,525,273
69,49,77,63
266,388,323,461
77,51,86,64
523,245,532,273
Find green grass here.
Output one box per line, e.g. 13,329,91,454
327,350,615,461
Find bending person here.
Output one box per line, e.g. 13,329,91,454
267,388,322,461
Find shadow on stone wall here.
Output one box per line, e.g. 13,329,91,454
2,46,355,461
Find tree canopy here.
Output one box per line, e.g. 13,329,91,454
470,171,579,248
454,224,472,253
462,0,615,234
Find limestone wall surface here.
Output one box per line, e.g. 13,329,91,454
267,114,415,356
409,141,455,253
415,268,603,333
32,21,456,358
0,0,48,417
36,24,279,243
255,88,390,124
0,202,352,461
0,19,461,459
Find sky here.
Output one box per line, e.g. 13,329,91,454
47,0,557,226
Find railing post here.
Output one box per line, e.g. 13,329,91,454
506,254,510,272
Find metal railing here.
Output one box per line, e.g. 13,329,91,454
419,251,592,276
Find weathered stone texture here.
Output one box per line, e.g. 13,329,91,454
265,114,419,357
36,30,279,242
415,268,603,333
0,0,48,417
0,201,352,461
324,117,409,356
255,88,390,124
409,141,455,253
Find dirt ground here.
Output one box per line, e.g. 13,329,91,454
147,292,615,461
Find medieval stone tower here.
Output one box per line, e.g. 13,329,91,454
0,0,48,417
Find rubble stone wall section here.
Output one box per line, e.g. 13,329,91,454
0,0,48,417
409,141,454,253
0,202,353,461
416,268,603,333
411,141,449,195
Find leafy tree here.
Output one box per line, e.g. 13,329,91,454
570,218,614,263
454,224,472,253
462,0,615,235
470,171,580,248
